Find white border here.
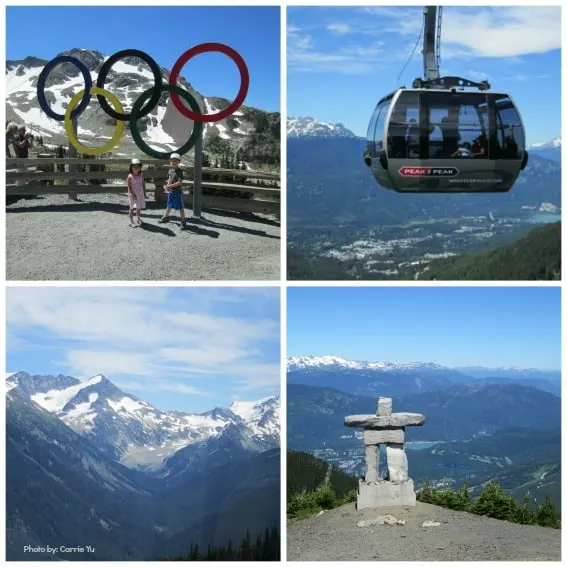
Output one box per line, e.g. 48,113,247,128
2,0,566,565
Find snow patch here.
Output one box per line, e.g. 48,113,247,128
31,374,105,413
107,396,146,415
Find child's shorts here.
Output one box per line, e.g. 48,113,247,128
166,191,184,210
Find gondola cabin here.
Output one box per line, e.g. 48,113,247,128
364,88,528,192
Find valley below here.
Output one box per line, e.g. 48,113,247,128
289,213,559,279
286,119,561,281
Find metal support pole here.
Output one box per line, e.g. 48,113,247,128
193,127,203,218
68,117,78,200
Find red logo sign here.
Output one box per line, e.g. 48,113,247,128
399,166,459,177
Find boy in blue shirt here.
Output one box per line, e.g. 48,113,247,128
159,153,186,229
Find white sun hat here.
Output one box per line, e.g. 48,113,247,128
131,158,141,165
170,153,181,161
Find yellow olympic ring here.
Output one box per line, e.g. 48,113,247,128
64,87,125,156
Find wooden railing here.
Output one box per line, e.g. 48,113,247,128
6,157,281,216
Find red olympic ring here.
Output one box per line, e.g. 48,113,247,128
169,42,250,123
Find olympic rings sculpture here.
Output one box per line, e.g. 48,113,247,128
36,43,250,158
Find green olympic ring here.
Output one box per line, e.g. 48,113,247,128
130,85,204,160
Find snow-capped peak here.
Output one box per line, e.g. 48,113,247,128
287,116,357,139
287,355,448,372
229,396,280,422
31,373,108,413
8,370,279,470
528,137,561,149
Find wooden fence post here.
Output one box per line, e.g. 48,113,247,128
153,160,166,207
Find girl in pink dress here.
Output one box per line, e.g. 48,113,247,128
127,158,147,227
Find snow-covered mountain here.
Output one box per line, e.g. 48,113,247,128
6,49,277,157
287,355,449,372
287,116,357,139
528,137,561,150
287,355,557,376
286,355,560,398
527,137,561,162
7,371,279,470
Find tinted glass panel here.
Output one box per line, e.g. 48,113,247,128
366,104,381,141
425,92,490,159
387,91,420,158
493,96,524,159
374,100,391,151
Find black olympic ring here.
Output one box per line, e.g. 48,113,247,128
96,49,162,121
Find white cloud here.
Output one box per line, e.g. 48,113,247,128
157,382,215,396
503,73,552,82
7,287,280,396
290,7,561,74
326,23,352,35
440,7,561,58
369,6,562,58
288,25,385,75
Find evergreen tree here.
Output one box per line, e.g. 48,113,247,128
535,495,560,528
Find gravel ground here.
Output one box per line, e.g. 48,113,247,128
6,194,280,281
287,502,561,561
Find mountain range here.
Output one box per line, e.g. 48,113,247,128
7,49,280,163
287,355,561,397
287,116,356,139
6,371,280,560
528,137,562,162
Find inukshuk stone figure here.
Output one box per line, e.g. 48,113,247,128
344,397,425,509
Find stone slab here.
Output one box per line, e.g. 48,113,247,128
364,429,405,445
345,413,425,429
357,479,416,509
386,444,409,482
377,397,392,417
364,445,378,482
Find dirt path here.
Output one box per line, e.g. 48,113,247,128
287,502,561,561
7,194,280,281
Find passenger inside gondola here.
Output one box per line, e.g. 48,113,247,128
503,126,519,158
471,134,488,158
451,142,473,158
437,116,460,157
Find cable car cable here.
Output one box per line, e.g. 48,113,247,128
397,21,424,87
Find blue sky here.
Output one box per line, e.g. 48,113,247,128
287,287,561,370
6,6,280,112
6,287,280,413
288,6,561,145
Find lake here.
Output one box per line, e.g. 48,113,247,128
528,212,561,224
406,442,438,451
